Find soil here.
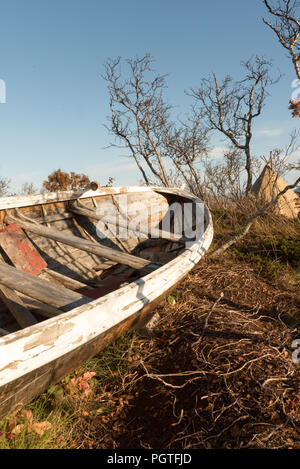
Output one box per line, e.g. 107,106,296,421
73,257,300,449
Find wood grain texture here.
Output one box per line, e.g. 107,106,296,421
0,186,214,419
0,253,38,328
69,204,187,243
43,268,93,291
6,214,156,271
0,262,91,311
0,286,38,329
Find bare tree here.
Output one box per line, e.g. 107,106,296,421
203,149,246,204
20,182,38,195
165,108,210,198
104,54,212,196
261,129,300,175
263,0,300,79
189,56,281,196
0,177,10,197
104,55,171,187
209,174,300,258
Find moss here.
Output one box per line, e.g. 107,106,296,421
231,235,300,279
275,237,300,267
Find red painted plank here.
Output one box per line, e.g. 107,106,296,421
0,223,47,275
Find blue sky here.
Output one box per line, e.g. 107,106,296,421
0,0,299,192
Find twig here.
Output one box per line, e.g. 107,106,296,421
209,176,300,258
192,292,224,346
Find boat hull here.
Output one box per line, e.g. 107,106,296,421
0,186,213,418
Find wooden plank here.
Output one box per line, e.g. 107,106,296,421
18,207,133,270
0,252,38,328
0,222,92,294
0,223,47,275
0,328,10,336
69,204,187,244
0,186,154,211
44,268,93,291
0,190,83,211
36,212,73,224
71,216,106,264
83,198,131,254
17,294,63,318
40,205,96,279
6,214,157,272
0,285,38,329
0,262,91,311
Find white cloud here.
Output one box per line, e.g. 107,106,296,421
83,159,140,186
207,146,229,159
289,149,300,163
256,128,283,137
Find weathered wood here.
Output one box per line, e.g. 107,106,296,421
0,186,158,211
0,253,38,328
69,204,187,244
6,214,157,272
71,216,105,265
0,221,92,293
0,262,91,311
92,261,115,271
0,327,10,336
0,286,38,329
36,212,73,224
40,205,96,279
0,191,83,211
17,294,63,318
86,198,131,254
0,185,214,421
0,223,47,275
44,268,93,291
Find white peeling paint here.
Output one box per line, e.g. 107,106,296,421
0,188,213,388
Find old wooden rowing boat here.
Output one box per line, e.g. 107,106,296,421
0,185,213,418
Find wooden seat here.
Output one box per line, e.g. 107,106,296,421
6,213,160,273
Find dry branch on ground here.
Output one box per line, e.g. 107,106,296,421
69,258,300,449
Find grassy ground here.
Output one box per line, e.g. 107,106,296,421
0,210,299,449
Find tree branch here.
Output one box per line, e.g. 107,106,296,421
209,176,300,258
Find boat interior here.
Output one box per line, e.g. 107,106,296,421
0,188,198,336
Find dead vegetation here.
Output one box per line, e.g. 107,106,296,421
0,207,299,450
62,254,299,450
63,211,299,450
1,259,299,449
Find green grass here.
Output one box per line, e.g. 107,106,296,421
0,333,141,449
0,407,73,449
211,207,300,281
230,235,300,280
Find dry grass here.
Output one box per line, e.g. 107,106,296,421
63,257,299,450
1,208,299,450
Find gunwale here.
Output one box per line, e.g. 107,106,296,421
0,186,213,417
0,186,153,210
